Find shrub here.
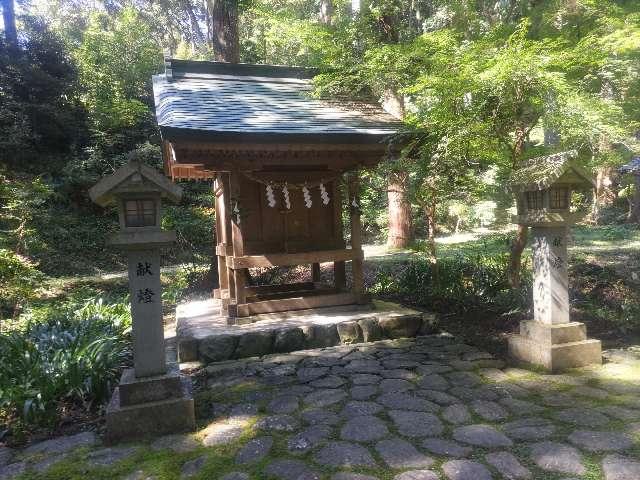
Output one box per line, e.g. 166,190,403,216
370,253,531,314
0,249,43,319
0,297,131,427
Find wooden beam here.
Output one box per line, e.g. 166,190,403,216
171,149,384,172
245,282,316,295
248,287,335,302
236,292,359,317
228,248,363,269
215,244,234,256
171,141,392,153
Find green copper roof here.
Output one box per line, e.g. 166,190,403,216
509,150,594,192
152,59,401,142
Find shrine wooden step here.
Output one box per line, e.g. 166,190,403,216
215,282,319,301
247,287,336,303
235,292,363,317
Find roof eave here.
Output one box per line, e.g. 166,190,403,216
158,126,401,148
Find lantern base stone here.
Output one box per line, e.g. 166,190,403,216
119,363,183,406
105,370,195,443
508,320,601,372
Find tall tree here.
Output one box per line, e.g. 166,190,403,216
1,0,17,47
319,0,333,25
387,171,413,248
207,0,239,62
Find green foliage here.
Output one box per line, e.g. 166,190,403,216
0,172,53,253
0,249,43,318
0,17,86,172
75,8,162,135
370,250,531,313
0,297,131,427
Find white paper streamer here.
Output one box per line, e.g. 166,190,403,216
302,185,312,208
233,201,241,224
282,184,291,210
266,184,276,207
319,183,330,205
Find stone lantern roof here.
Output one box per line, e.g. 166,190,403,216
508,150,595,193
89,160,183,207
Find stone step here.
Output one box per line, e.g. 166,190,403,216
520,321,587,345
176,299,437,364
509,334,602,373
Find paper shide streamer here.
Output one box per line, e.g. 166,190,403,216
233,200,241,224
302,185,312,208
266,183,276,208
282,184,291,210
319,183,330,205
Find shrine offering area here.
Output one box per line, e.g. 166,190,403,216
2,334,640,480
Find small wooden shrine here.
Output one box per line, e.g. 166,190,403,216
153,59,400,319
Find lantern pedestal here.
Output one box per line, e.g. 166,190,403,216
508,226,601,372
508,321,601,372
105,363,195,443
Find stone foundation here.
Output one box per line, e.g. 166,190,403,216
508,320,602,372
106,364,195,443
176,299,437,364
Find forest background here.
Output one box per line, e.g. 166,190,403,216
1,0,640,435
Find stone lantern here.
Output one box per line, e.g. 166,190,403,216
89,160,195,442
508,151,602,372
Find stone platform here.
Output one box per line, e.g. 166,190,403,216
509,320,602,373
176,299,436,363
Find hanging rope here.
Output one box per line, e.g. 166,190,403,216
242,171,342,189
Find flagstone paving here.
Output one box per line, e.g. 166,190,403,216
2,335,640,479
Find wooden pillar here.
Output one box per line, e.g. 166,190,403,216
229,171,246,313
332,178,346,291
214,177,228,297
348,171,364,298
312,263,321,283
221,173,236,308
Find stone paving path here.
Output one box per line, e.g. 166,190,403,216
2,335,640,480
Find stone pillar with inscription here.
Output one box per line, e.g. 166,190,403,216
507,152,602,372
89,161,195,442
128,250,166,377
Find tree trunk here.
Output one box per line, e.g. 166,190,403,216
594,166,618,223
509,224,528,288
423,203,439,283
183,0,205,49
206,0,239,63
425,204,437,261
507,124,527,287
387,172,412,249
632,175,640,223
319,0,333,25
1,0,17,48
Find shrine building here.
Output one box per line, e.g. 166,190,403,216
153,59,401,320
